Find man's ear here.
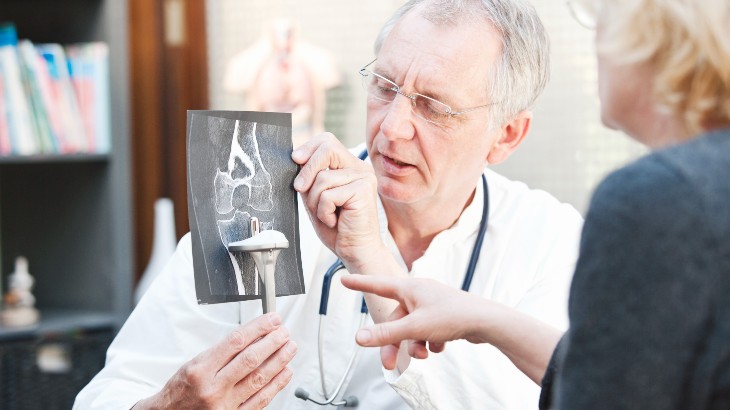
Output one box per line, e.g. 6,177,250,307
486,110,532,165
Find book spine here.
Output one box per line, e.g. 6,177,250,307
0,42,38,155
0,71,12,154
92,42,110,154
37,44,87,153
18,40,55,153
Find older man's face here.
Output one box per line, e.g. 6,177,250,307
365,11,504,209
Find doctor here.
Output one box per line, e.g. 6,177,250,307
75,0,583,409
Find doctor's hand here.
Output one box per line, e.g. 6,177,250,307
133,313,296,410
292,133,384,270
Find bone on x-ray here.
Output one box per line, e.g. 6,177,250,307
186,111,304,305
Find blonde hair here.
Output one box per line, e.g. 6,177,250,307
597,0,730,134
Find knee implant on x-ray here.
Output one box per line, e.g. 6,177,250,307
214,120,276,296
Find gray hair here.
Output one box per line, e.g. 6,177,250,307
374,0,550,127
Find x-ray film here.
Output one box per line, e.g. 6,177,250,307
187,111,304,304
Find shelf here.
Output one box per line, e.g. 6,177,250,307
0,309,117,341
0,0,133,338
0,154,110,165
0,0,105,45
0,0,131,406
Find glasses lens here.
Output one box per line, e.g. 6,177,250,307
567,0,597,29
359,66,455,127
361,71,398,103
413,95,453,125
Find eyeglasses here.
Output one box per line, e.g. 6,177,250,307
358,59,493,127
566,0,598,29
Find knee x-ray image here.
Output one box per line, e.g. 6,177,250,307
187,111,304,304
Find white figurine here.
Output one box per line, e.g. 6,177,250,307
1,256,40,327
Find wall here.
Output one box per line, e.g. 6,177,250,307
207,0,402,145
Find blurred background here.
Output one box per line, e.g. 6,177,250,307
209,0,647,213
147,0,646,284
0,0,645,406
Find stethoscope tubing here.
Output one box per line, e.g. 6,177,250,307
316,313,368,404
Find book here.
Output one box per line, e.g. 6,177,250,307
0,71,12,154
67,42,111,153
36,43,87,153
0,23,38,155
18,39,56,153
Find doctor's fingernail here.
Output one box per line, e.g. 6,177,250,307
293,177,304,190
285,341,298,355
268,313,282,327
357,329,372,344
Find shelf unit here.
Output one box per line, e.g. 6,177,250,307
0,0,132,405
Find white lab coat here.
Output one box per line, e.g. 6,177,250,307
74,167,582,410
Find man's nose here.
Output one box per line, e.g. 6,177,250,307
379,93,416,141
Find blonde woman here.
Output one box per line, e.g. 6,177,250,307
339,0,730,407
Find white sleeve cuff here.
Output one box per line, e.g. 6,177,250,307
381,363,437,410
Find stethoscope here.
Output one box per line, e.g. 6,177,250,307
295,150,490,407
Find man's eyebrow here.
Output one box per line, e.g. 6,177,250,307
418,84,458,107
372,65,397,82
373,65,456,105
424,88,452,104
372,67,446,99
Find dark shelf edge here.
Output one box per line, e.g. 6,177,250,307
0,309,117,341
0,154,110,165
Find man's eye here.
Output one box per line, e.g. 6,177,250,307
374,80,394,91
372,81,396,98
422,101,450,118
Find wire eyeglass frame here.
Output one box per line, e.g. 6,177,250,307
358,59,494,127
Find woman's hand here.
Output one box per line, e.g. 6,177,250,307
341,274,562,384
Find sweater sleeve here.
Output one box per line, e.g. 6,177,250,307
539,334,566,409
553,157,715,409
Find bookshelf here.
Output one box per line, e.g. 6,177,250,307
0,0,132,405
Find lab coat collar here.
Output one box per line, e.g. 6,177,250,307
375,170,488,274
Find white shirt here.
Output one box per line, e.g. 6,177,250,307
74,168,582,410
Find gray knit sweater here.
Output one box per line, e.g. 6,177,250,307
541,128,730,409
